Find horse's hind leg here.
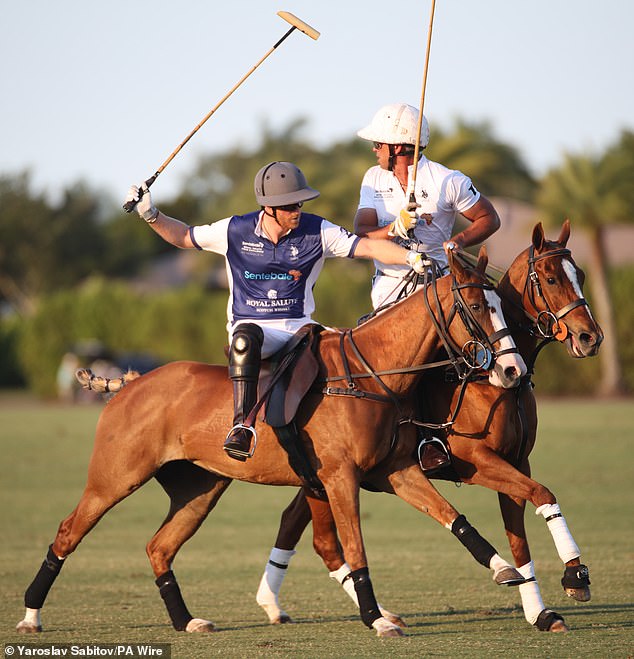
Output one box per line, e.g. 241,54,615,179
148,461,232,633
17,467,154,633
256,488,312,624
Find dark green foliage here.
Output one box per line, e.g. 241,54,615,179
1,120,633,397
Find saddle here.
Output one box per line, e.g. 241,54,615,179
261,323,322,427
241,324,326,498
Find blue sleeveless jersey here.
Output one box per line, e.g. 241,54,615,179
190,210,360,326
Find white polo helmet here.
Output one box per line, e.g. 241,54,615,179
357,103,430,147
254,161,320,207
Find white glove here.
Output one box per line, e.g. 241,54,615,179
406,250,432,274
388,208,417,239
125,184,158,222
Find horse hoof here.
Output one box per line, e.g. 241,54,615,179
565,586,591,602
272,612,294,624
379,607,407,628
549,619,569,633
493,566,525,586
16,621,42,634
376,626,405,638
185,618,216,633
258,602,294,624
373,617,405,637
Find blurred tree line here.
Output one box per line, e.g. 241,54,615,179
1,118,632,397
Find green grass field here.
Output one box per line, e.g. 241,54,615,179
1,394,632,658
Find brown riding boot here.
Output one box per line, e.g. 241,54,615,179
223,324,263,462
419,437,451,472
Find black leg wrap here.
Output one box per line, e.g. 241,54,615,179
350,567,381,628
534,608,565,632
451,514,496,568
25,544,65,609
155,570,193,631
561,564,590,588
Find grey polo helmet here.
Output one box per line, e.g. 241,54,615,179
254,161,320,207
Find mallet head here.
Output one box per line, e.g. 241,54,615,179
277,11,320,40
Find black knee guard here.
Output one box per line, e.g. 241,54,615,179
229,323,264,381
451,514,496,568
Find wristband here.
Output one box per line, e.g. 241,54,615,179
143,208,159,223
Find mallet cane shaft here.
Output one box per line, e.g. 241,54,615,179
124,11,319,212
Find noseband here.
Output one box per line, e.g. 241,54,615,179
524,247,589,340
422,262,518,377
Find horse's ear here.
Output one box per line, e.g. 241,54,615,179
447,246,462,276
532,222,546,251
558,218,571,247
476,244,488,274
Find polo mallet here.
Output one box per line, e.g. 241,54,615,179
123,11,320,212
407,0,437,213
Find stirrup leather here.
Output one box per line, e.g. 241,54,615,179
224,424,258,458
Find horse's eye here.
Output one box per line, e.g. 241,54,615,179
547,277,556,285
470,303,481,312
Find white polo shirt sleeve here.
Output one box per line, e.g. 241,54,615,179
320,219,361,258
442,172,480,214
188,217,231,254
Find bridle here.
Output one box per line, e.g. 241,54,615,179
323,260,517,408
522,246,589,342
437,275,517,375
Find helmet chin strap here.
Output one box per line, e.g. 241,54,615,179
263,207,281,224
388,144,421,171
387,145,397,172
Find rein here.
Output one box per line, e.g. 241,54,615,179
322,259,504,429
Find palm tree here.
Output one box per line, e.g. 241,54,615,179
426,119,537,201
536,130,634,396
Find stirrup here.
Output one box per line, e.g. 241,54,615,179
416,436,450,471
224,424,258,459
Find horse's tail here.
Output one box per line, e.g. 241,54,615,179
75,368,140,394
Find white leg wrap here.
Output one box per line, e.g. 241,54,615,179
23,608,42,627
256,547,296,606
329,562,359,606
517,561,545,625
536,503,580,563
488,553,512,571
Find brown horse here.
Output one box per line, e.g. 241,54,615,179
16,247,527,638
254,220,603,633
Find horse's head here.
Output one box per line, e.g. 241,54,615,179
505,220,603,358
448,246,527,389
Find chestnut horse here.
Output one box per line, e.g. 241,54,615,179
17,248,527,638
254,221,603,633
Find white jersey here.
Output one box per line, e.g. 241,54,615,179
358,155,480,277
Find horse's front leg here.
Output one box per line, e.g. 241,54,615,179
534,501,591,604
498,492,568,633
385,463,524,586
457,443,591,609
314,467,403,638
